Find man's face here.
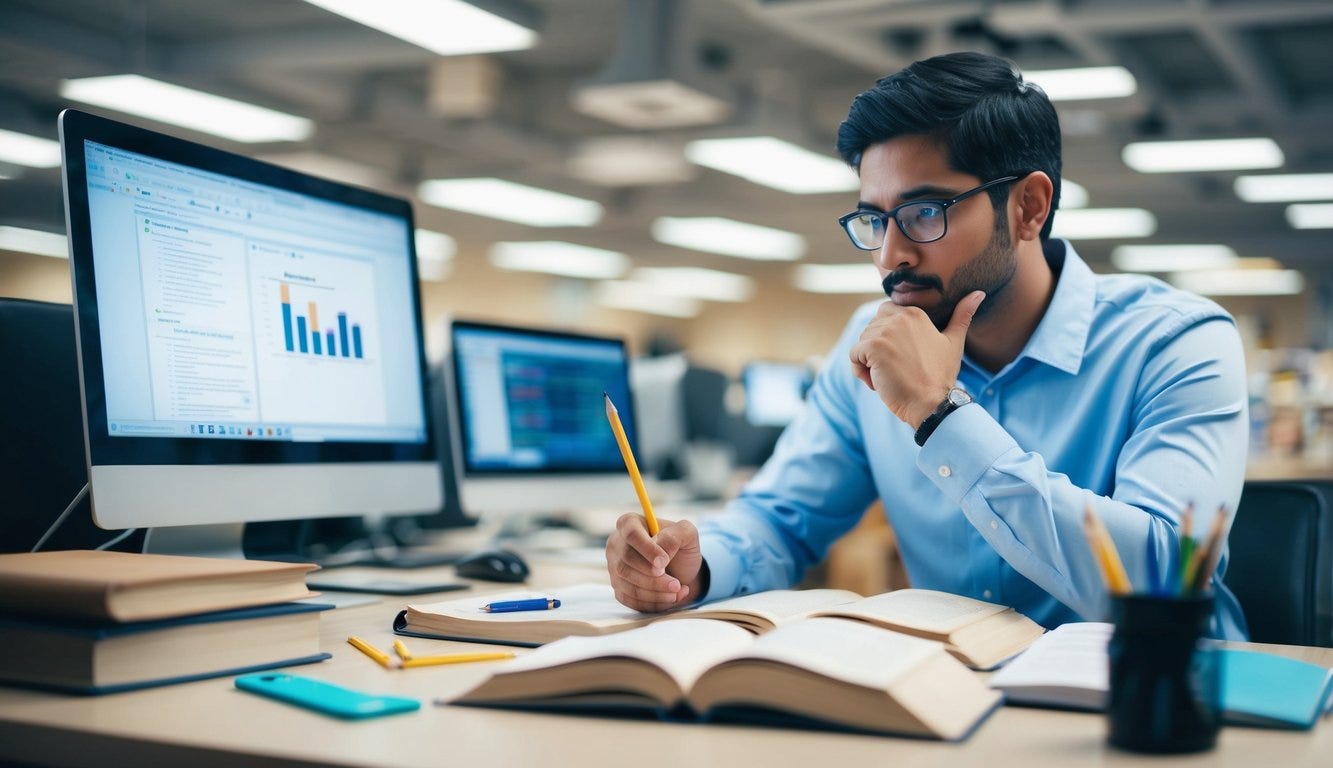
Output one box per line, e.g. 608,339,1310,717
857,136,1016,330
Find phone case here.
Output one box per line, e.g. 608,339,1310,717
235,673,420,719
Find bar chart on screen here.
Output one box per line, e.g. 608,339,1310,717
249,243,389,427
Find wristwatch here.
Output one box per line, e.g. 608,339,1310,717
913,387,973,447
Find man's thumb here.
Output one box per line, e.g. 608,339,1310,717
945,290,986,344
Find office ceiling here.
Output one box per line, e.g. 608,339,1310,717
2,0,1332,290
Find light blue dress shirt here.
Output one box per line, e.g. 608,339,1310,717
698,240,1249,639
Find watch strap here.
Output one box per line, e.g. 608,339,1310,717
913,389,970,447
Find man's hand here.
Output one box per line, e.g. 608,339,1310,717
849,290,984,427
605,514,703,612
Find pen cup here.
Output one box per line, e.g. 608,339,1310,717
1106,594,1221,754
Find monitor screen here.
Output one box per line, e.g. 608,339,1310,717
446,320,638,515
743,361,812,428
59,109,441,530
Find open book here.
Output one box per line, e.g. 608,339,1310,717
989,622,1333,729
449,617,1002,740
397,583,1043,668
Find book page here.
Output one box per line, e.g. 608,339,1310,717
668,588,862,629
714,617,943,690
409,583,646,629
987,622,1111,709
815,589,1007,635
502,618,756,691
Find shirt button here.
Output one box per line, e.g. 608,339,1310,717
990,520,999,530
985,388,994,396
983,589,993,599
938,465,952,478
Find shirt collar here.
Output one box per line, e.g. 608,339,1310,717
1013,238,1095,376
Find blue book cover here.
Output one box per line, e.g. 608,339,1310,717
1220,649,1333,730
0,601,333,695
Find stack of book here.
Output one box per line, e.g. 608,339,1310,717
0,549,330,694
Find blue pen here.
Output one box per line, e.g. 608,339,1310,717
482,598,561,613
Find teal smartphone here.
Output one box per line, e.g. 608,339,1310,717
235,673,420,719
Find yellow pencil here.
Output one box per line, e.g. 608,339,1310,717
347,636,395,669
604,392,659,536
400,651,516,669
1083,506,1132,595
392,639,414,661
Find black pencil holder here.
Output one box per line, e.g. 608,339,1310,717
1106,594,1220,754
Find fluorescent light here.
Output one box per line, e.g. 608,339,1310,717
304,0,535,56
1111,244,1238,273
1050,208,1156,240
793,263,882,294
567,137,694,187
1024,66,1138,101
1171,269,1304,296
415,229,456,282
595,281,701,318
1122,138,1283,173
0,226,68,258
1286,203,1333,229
1061,178,1088,209
419,178,603,227
0,128,61,168
629,267,754,302
685,136,859,194
1236,173,1333,203
490,241,627,279
60,75,313,143
261,152,388,189
652,216,806,261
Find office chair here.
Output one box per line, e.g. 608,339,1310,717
0,298,141,553
1223,480,1333,647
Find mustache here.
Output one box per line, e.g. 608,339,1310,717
881,270,944,297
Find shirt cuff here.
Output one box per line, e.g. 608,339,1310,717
697,533,741,602
916,402,1017,503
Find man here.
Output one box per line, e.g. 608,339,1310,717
605,51,1248,638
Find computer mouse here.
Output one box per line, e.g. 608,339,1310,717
453,548,530,583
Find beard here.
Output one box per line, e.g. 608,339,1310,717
880,212,1016,331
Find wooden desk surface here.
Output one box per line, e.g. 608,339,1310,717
2,562,1330,768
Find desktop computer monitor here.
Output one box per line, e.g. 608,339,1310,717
445,319,638,517
742,361,812,428
58,109,441,531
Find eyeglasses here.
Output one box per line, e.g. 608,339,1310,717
838,174,1023,250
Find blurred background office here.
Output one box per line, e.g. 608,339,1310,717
1,0,1331,481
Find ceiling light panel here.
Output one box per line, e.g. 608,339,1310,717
1060,178,1089,209
1235,173,1333,203
0,226,68,258
1122,138,1284,173
651,216,806,261
415,229,457,282
419,178,603,227
60,76,314,144
1110,244,1239,273
489,241,627,279
1286,203,1333,229
685,136,860,194
0,129,61,168
1050,208,1157,240
629,267,754,302
304,0,535,55
1024,66,1138,101
793,263,883,295
1171,269,1304,296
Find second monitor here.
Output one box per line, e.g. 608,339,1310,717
445,320,640,518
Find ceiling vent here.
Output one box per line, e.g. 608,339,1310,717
571,0,732,129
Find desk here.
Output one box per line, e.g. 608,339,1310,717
2,563,1330,768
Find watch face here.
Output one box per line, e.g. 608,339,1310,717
948,388,971,406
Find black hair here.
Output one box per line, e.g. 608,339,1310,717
837,51,1062,240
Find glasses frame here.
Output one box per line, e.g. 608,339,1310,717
838,174,1025,250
